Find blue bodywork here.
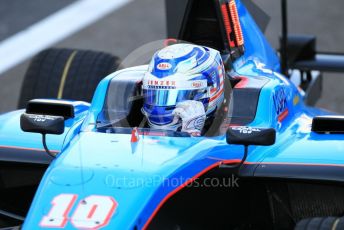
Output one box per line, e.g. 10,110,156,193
0,0,343,229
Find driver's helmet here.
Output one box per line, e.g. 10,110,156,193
142,43,225,130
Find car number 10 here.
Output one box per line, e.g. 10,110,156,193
40,194,117,229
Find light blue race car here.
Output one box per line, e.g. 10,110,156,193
1,0,344,229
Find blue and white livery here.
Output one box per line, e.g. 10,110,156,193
142,44,225,129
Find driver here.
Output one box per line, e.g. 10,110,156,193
142,43,225,136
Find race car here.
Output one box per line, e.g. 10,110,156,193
1,0,344,229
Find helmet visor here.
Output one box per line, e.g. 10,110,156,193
143,89,206,106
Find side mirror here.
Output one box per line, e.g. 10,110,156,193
20,113,65,135
20,113,65,158
311,116,344,133
226,126,276,146
224,126,276,170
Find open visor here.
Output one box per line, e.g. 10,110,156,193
143,89,207,106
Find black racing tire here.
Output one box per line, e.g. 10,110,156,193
18,48,121,109
295,217,344,230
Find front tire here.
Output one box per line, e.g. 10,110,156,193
295,217,344,230
18,48,121,108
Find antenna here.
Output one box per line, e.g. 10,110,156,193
280,0,289,77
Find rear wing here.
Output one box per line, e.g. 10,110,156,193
280,0,344,106
286,35,344,73
295,54,344,72
280,0,344,74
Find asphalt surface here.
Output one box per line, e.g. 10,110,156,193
0,0,344,113
0,0,76,41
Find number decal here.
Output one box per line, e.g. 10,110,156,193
71,195,117,229
40,194,117,229
40,194,77,228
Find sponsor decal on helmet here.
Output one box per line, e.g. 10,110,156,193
143,79,207,90
144,80,176,89
192,81,204,88
146,80,176,86
157,62,172,70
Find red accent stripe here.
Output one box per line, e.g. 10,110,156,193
87,205,98,219
142,159,241,229
209,88,224,103
229,1,244,46
278,109,289,122
221,4,235,48
234,76,249,89
244,161,344,168
97,197,118,229
131,128,139,142
0,145,59,153
210,81,224,94
210,87,217,94
142,158,344,229
163,38,177,47
60,195,77,228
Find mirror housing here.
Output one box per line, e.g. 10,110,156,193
25,99,75,119
20,113,65,135
226,126,276,146
312,116,344,134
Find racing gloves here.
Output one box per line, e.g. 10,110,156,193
173,100,206,136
